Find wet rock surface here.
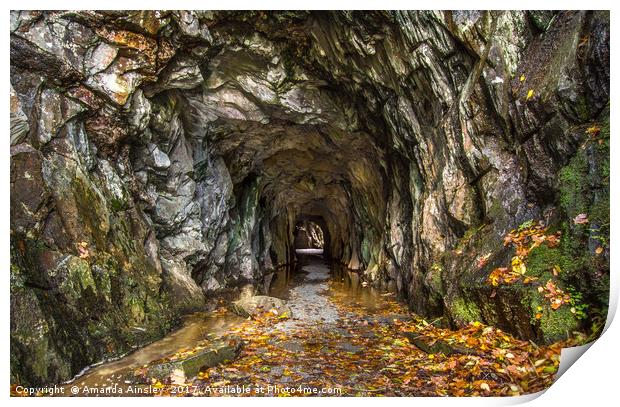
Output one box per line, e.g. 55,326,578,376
276,256,340,331
232,296,292,318
146,336,244,382
10,10,609,386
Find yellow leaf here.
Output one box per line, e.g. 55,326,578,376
519,74,526,82
526,89,534,100
595,247,603,255
586,125,601,136
511,256,527,275
480,382,490,392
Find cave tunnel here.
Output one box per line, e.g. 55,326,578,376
9,10,610,387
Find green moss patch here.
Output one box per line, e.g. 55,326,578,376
526,291,579,343
449,297,483,325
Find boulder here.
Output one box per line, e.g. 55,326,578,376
147,336,244,382
231,295,292,318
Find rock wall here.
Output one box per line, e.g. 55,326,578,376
10,10,609,386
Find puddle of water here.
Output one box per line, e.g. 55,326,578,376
328,262,396,313
295,248,324,255
61,311,244,391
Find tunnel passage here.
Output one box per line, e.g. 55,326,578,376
10,10,610,385
178,58,391,285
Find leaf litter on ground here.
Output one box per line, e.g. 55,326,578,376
130,278,583,397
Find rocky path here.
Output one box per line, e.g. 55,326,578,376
276,254,340,331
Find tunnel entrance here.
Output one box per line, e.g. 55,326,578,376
294,220,324,250
293,216,330,261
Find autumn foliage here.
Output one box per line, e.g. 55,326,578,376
127,287,574,397
487,221,561,288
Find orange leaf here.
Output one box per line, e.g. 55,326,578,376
573,213,589,225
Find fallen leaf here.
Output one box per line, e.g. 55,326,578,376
477,253,492,268
511,257,527,275
586,125,601,137
573,213,589,225
526,89,534,100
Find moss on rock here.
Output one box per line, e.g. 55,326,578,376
555,107,610,315
426,263,445,296
449,296,483,326
524,290,579,343
558,152,590,218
